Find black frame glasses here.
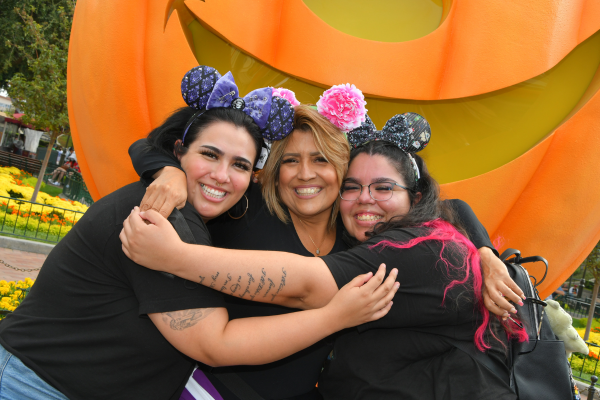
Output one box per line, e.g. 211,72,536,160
339,181,409,201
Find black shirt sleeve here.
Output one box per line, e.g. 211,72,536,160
321,228,472,333
112,203,225,315
446,199,498,257
129,138,183,181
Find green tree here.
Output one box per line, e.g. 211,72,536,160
0,0,74,89
583,241,600,340
7,3,73,203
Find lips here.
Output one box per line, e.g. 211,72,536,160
200,183,227,200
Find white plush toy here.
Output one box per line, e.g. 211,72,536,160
545,299,589,358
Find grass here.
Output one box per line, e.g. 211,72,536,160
0,231,58,245
40,184,63,197
573,317,600,329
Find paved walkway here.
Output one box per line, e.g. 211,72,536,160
0,247,46,282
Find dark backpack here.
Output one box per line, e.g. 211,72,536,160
450,249,576,399
501,249,574,399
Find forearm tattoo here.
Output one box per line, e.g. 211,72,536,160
162,308,216,331
197,267,288,302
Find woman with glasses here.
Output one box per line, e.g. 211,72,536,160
127,103,523,399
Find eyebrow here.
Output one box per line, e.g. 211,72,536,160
201,145,252,166
282,151,323,158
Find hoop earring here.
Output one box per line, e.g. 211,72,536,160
228,194,249,220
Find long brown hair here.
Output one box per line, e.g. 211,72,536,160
261,104,350,229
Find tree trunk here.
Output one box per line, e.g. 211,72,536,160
584,280,600,341
31,130,58,203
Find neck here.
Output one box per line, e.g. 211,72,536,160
289,208,336,257
288,209,332,234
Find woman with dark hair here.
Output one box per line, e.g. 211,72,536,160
122,112,527,399
0,67,397,400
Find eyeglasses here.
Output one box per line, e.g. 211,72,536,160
339,181,409,201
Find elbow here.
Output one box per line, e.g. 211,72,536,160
189,348,227,368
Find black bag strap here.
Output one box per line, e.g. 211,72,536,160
445,338,509,384
212,371,266,400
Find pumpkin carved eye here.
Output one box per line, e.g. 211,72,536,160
68,0,600,298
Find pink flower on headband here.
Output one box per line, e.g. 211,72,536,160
317,84,367,132
272,88,300,106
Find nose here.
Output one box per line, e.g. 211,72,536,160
357,185,375,205
297,159,316,181
210,162,230,185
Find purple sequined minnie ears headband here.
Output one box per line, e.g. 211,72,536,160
346,112,432,185
180,65,296,145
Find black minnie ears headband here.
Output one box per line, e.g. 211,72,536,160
346,112,432,184
180,65,296,145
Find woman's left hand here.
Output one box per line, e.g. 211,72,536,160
480,247,525,319
120,207,185,271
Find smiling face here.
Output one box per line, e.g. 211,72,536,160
178,121,256,221
340,153,412,242
277,129,340,221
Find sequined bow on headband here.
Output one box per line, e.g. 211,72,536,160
181,66,295,142
347,112,431,183
346,112,431,153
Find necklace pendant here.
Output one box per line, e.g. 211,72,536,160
316,249,320,255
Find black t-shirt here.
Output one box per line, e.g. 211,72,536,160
318,227,515,400
205,183,345,400
129,139,500,399
0,182,225,400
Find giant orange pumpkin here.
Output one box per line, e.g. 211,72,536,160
68,0,600,297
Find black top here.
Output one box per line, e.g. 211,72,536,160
129,139,500,400
0,182,226,400
318,227,515,400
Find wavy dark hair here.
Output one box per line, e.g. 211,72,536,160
146,107,263,167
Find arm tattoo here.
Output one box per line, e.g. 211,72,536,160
271,268,287,301
239,273,255,299
161,308,216,331
198,275,206,284
209,272,220,288
253,269,267,296
263,278,275,298
230,275,242,293
219,273,232,292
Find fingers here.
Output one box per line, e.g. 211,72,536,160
138,208,166,226
346,271,374,288
373,281,399,311
483,293,510,319
504,278,526,302
360,264,387,291
486,284,518,314
140,186,159,212
369,300,393,321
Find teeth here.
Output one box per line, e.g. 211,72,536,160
295,187,322,195
357,214,382,221
201,184,226,199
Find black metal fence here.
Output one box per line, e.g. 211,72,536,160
0,195,85,243
557,295,600,319
60,172,94,206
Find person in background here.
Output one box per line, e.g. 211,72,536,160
56,146,64,165
13,134,24,155
49,160,73,185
